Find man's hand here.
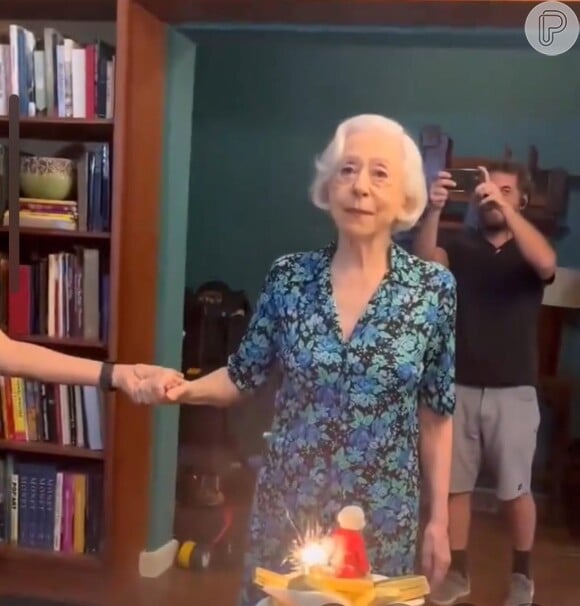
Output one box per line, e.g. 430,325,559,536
112,364,184,404
429,171,455,209
421,519,451,591
475,165,510,211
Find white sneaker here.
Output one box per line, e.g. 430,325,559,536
504,573,535,606
429,569,471,605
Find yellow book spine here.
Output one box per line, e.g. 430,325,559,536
10,377,27,440
73,474,86,553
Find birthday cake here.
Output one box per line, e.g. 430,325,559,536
253,506,430,606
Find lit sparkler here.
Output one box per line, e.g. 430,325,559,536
284,510,333,574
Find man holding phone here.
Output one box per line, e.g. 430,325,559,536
413,161,556,606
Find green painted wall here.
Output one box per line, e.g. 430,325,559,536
185,34,580,299
184,31,580,435
149,28,580,546
148,28,196,550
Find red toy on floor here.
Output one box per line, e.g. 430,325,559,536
328,505,370,579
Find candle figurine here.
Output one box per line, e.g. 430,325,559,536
328,505,370,579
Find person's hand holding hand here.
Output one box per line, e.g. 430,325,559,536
164,380,196,404
429,171,455,209
112,364,184,404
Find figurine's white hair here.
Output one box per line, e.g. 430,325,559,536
309,114,428,233
337,505,366,531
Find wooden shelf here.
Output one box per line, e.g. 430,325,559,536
0,543,102,568
0,116,114,142
0,439,104,461
11,335,108,351
0,0,115,21
138,0,580,28
0,227,111,240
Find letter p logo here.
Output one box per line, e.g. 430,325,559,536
525,1,579,56
539,9,567,45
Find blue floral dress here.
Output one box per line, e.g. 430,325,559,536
228,242,456,606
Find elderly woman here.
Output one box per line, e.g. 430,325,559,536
165,114,456,606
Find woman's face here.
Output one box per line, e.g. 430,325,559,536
327,129,406,239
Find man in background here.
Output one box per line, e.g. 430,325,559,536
413,161,556,606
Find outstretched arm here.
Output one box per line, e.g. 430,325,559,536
163,366,242,407
0,330,182,403
165,258,284,407
0,329,103,385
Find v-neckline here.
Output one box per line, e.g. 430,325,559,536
321,244,393,345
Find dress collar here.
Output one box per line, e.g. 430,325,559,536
320,239,414,287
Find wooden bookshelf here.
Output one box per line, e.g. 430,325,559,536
10,334,108,351
0,6,119,588
0,226,111,240
0,0,117,21
0,543,101,567
0,0,169,597
136,0,580,28
0,116,114,141
0,439,104,460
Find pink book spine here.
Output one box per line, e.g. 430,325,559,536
61,473,74,552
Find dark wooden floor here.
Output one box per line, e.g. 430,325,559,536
0,512,577,606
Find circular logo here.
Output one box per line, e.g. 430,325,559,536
525,1,579,56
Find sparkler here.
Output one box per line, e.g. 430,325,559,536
283,509,333,574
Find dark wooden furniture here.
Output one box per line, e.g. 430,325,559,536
536,376,573,524
134,0,580,28
0,0,168,595
4,0,580,26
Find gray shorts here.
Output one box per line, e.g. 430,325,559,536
450,384,541,501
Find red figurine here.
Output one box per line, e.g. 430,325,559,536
328,505,370,579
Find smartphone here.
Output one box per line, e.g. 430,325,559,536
446,168,483,193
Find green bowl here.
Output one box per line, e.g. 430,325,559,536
20,155,75,200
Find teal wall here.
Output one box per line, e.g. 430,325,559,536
149,28,196,550
183,28,580,435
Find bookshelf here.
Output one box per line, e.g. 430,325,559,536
0,0,166,600
0,19,115,572
0,116,114,141
0,0,169,597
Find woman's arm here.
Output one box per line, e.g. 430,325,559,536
0,329,104,385
417,269,457,522
416,270,457,587
165,258,285,407
419,406,453,526
165,367,242,407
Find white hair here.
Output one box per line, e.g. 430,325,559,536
309,114,428,233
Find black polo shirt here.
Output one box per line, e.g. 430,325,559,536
441,228,551,388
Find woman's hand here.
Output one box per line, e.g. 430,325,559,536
421,519,450,591
112,364,184,404
164,380,196,403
